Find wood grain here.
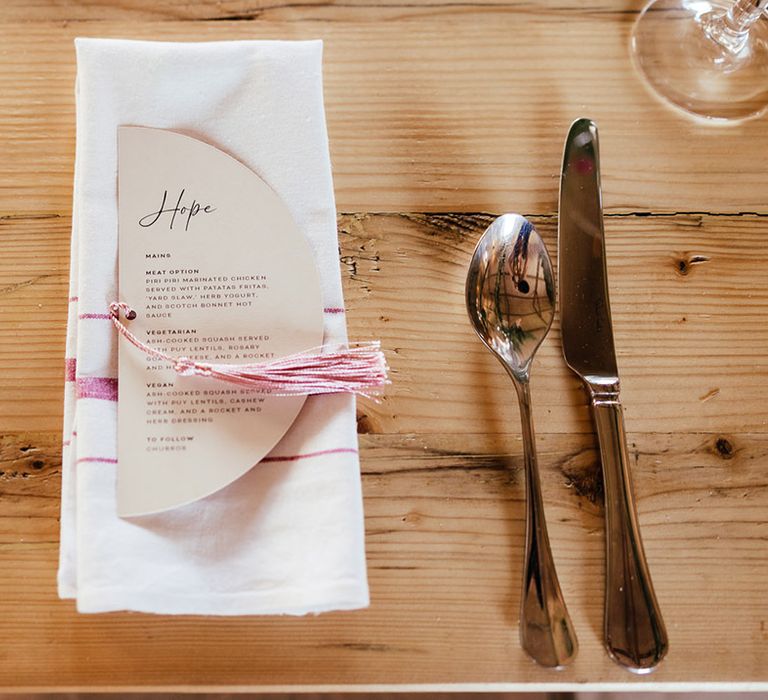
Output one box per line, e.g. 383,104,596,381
3,9,768,215
1,0,768,690
0,430,767,688
1,213,766,435
0,0,643,22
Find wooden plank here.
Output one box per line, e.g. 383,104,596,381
0,430,766,687
0,214,70,433
1,213,766,434
340,212,768,435
2,11,768,215
0,1,640,23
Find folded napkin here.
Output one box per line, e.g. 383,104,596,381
60,38,369,615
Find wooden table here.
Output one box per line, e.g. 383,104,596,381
1,0,767,692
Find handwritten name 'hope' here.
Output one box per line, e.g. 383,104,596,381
139,189,216,232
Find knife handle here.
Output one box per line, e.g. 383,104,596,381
591,392,668,673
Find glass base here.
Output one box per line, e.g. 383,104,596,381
632,0,768,121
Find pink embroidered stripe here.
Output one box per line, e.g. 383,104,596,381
73,449,357,467
76,377,118,401
77,307,345,319
65,357,77,381
261,447,358,463
69,296,79,302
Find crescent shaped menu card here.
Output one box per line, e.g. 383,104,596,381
116,127,324,517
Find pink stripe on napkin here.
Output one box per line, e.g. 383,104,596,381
65,358,77,382
76,377,118,401
74,449,358,468
73,306,346,323
77,457,118,465
79,313,112,320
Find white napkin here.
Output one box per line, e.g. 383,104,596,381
59,38,369,615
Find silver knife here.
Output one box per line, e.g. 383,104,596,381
558,118,668,673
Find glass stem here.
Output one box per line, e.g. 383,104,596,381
706,0,768,54
727,0,768,32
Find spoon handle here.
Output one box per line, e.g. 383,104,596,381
514,377,578,668
592,393,668,672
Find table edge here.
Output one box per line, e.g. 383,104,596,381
2,683,767,693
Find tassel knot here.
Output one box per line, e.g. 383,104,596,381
173,357,202,377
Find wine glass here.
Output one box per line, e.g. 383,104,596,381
632,0,768,121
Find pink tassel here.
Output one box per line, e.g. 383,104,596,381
108,302,388,398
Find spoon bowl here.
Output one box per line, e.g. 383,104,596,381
466,213,577,669
466,214,555,378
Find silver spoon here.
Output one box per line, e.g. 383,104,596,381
466,213,578,669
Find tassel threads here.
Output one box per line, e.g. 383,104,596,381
108,302,388,398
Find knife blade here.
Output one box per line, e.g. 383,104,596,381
559,118,668,673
